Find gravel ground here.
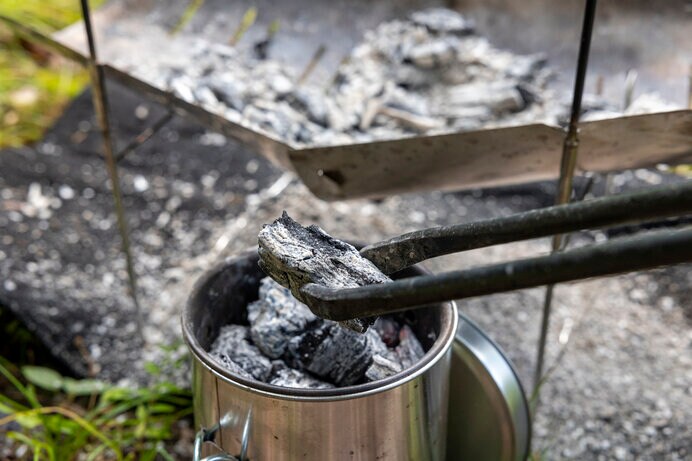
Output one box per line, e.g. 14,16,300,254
1,78,690,458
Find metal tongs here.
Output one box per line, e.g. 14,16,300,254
289,181,692,322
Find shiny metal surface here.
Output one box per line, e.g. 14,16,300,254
447,314,531,461
183,250,458,461
291,111,692,200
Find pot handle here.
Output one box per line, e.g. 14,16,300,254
193,410,252,461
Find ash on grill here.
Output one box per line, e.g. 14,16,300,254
129,8,576,147
209,277,425,388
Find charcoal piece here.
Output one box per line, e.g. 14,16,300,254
409,8,475,35
258,212,391,332
248,277,318,359
287,322,373,386
208,77,246,111
374,317,401,348
378,106,444,132
365,354,403,382
437,81,525,115
210,325,272,382
288,88,329,127
193,86,219,108
365,327,390,356
405,39,457,68
395,324,426,369
268,360,334,389
214,354,254,380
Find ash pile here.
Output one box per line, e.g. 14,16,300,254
209,277,425,389
130,8,570,147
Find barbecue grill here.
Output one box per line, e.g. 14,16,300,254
4,0,691,459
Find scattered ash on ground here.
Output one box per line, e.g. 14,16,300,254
0,80,282,385
208,277,424,388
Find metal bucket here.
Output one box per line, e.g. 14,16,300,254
183,249,458,461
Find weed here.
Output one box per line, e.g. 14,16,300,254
0,0,101,148
0,358,193,460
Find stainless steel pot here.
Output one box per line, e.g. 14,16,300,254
183,249,458,461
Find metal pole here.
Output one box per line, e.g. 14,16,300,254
532,0,598,403
80,0,142,337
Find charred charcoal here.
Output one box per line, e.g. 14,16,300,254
209,325,273,381
374,317,401,348
214,354,254,380
365,354,403,381
405,39,458,68
248,278,319,359
395,324,426,369
287,322,373,386
409,8,475,35
365,327,390,356
258,212,389,332
287,88,329,127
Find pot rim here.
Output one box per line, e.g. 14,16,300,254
182,250,458,402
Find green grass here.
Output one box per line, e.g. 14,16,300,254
0,357,193,460
0,0,97,148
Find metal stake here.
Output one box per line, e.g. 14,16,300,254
115,111,174,162
533,0,598,406
80,0,143,337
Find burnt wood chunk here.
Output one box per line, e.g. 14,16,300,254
209,325,273,381
365,354,403,381
258,212,391,332
287,322,373,386
248,278,318,358
395,325,426,369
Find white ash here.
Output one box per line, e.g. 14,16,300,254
268,360,333,390
209,325,272,381
247,277,318,358
394,324,427,369
125,8,606,148
209,277,425,388
364,326,404,382
365,355,404,382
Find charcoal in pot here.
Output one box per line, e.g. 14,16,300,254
395,324,426,369
374,317,401,348
287,322,373,386
365,354,403,382
213,354,253,380
210,325,272,382
365,327,389,356
248,277,318,359
268,360,334,389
